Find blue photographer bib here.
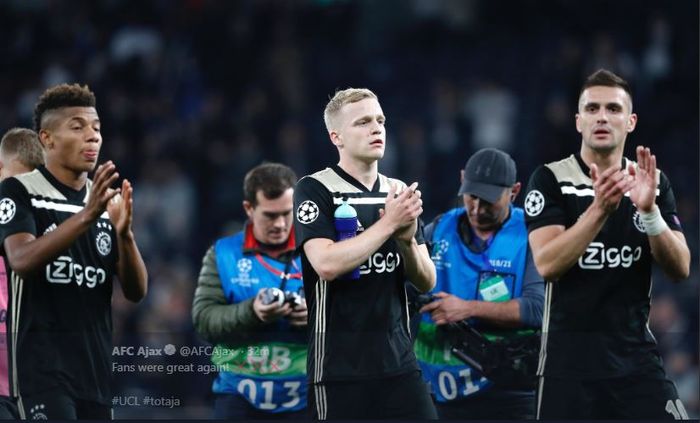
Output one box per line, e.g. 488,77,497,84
212,232,307,413
415,206,528,402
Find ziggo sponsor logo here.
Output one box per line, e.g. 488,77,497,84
360,251,401,275
46,256,107,287
578,242,642,270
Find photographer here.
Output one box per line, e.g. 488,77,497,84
415,149,544,419
192,163,308,419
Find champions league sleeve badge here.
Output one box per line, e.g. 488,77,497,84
0,198,16,224
297,200,319,224
524,190,545,217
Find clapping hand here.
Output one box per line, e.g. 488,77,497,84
380,182,423,242
627,146,657,213
85,161,121,221
589,163,632,215
107,178,135,238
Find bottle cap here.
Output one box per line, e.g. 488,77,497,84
334,200,357,218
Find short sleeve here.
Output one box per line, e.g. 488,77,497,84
0,178,37,247
524,165,567,232
656,171,683,232
293,176,336,248
414,217,426,245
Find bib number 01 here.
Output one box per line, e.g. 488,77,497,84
437,369,482,400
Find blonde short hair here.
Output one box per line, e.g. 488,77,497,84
323,88,378,132
0,127,44,169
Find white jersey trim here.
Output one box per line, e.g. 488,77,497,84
30,198,109,219
536,281,552,376
313,278,327,384
332,197,387,205
560,186,659,197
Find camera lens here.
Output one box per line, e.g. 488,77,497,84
261,288,284,306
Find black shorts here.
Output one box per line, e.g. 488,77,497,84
435,388,535,420
213,393,309,420
537,367,688,420
309,370,437,420
19,386,111,420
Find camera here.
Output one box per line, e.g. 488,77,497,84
260,287,305,309
446,320,540,389
282,289,304,308
408,289,539,389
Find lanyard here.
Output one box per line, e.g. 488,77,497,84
254,253,302,291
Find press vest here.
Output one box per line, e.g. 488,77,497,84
415,206,528,402
212,232,307,413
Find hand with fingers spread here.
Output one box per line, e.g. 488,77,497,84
627,146,657,213
107,179,135,238
85,161,121,221
589,163,632,215
380,182,423,241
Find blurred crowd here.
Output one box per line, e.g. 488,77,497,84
0,0,696,418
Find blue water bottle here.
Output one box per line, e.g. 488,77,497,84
334,200,360,280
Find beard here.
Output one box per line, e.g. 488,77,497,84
473,213,499,230
471,207,509,232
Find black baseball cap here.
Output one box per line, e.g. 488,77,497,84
458,148,516,203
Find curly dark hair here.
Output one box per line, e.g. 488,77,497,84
243,162,297,206
33,83,96,131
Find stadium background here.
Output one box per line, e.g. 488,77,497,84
0,0,697,418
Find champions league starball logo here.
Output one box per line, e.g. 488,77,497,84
0,198,16,224
524,190,545,217
297,200,319,224
432,240,449,260
233,258,257,287
237,258,253,274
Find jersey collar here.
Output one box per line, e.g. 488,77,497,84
38,165,87,201
574,153,628,176
330,164,381,193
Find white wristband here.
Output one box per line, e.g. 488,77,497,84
639,206,668,236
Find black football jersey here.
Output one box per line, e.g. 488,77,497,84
0,166,118,404
524,154,682,379
294,165,423,383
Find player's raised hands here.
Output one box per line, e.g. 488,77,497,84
589,163,632,215
85,161,120,221
381,182,423,240
107,178,135,238
627,146,657,213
